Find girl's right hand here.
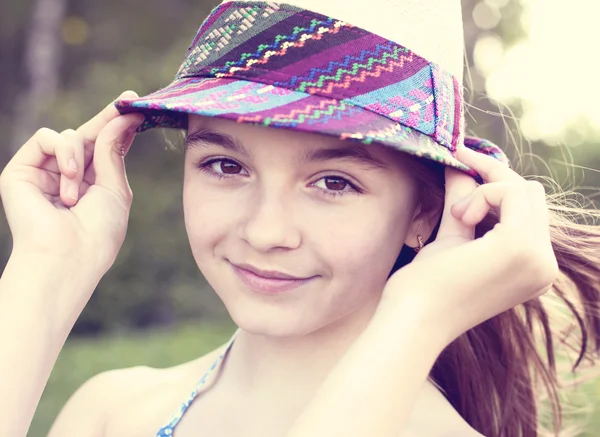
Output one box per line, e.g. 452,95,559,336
0,91,145,281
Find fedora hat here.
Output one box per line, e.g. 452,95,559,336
115,0,510,182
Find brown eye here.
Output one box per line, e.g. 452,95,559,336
324,177,347,191
312,175,360,197
219,160,242,174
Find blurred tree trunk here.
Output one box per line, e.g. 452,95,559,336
10,0,67,152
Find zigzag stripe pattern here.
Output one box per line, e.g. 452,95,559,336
172,4,445,141
171,6,447,144
297,46,411,92
269,100,347,123
117,0,511,195
305,53,415,95
237,100,363,127
128,1,461,149
215,23,346,77
273,41,400,88
206,17,344,76
271,98,340,120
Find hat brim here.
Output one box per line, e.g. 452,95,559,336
115,77,502,181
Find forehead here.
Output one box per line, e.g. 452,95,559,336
187,115,409,169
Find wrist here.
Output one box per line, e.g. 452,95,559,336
2,251,101,336
376,283,455,351
9,247,104,282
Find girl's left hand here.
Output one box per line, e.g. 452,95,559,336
382,146,559,346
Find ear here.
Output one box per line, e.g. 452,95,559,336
404,202,442,249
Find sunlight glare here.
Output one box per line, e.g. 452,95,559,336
484,0,599,144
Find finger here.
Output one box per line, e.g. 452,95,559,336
25,129,83,176
82,159,97,187
93,113,144,202
437,167,478,239
6,128,78,174
454,181,532,230
76,90,139,169
59,130,85,205
456,146,522,184
24,170,91,199
6,92,139,174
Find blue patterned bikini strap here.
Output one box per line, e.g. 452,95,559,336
156,327,241,436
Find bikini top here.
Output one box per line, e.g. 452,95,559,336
155,327,241,436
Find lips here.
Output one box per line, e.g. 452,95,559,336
229,261,316,294
232,262,307,280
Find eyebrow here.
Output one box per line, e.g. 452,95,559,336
186,129,248,156
185,128,388,170
300,144,388,170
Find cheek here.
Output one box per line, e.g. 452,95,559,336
182,178,238,258
306,199,410,286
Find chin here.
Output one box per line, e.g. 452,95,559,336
201,263,320,338
223,295,320,338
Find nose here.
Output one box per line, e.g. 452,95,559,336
238,188,301,252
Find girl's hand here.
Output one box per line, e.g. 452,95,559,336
383,147,559,346
0,91,144,281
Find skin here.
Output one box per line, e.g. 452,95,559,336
181,115,441,407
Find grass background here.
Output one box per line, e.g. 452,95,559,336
31,321,600,437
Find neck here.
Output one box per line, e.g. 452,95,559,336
219,295,382,406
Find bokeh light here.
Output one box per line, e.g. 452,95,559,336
61,16,90,46
485,0,600,145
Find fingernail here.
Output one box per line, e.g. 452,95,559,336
67,184,78,200
116,90,139,102
68,158,77,172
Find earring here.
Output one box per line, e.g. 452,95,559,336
414,235,425,253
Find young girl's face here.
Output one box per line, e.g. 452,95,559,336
183,115,424,336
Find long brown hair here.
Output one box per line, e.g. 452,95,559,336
397,145,600,436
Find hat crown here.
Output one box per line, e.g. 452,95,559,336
221,0,465,82
176,1,463,150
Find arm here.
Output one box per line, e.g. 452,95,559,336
0,252,100,437
285,295,449,437
0,92,143,437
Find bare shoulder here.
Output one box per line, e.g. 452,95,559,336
47,365,157,437
103,345,225,409
48,346,224,437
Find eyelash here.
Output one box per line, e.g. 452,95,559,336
197,158,363,198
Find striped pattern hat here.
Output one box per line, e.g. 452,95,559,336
115,0,510,182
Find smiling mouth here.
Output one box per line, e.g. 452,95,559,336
231,261,309,280
228,261,317,294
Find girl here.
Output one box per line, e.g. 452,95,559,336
1,1,599,436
